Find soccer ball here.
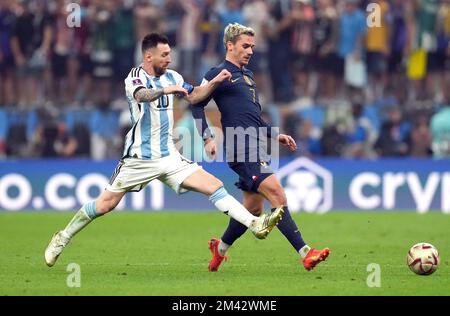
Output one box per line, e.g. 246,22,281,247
407,243,440,275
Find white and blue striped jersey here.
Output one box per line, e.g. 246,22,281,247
123,66,192,160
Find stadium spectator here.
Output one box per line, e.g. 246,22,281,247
342,103,377,158
50,0,78,106
198,0,220,84
266,0,295,103
112,0,135,101
10,0,37,108
375,107,411,157
61,122,91,158
431,101,450,158
365,0,391,101
90,0,115,105
313,0,339,100
242,0,271,101
31,0,53,105
90,103,120,160
73,0,92,106
282,110,313,157
28,107,69,157
436,0,450,102
178,0,202,83
410,114,432,157
290,0,315,99
199,0,220,56
218,0,245,54
321,122,347,157
338,0,367,96
294,118,322,158
414,0,441,101
134,0,164,65
386,0,409,103
163,0,186,70
0,0,16,105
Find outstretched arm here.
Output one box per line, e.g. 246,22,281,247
185,69,232,104
134,85,188,103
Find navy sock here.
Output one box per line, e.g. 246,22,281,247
221,218,248,246
272,206,306,252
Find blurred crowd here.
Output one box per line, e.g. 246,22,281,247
0,0,450,160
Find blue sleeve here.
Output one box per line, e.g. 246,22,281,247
182,82,194,94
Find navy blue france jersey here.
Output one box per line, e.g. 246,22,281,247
191,60,277,163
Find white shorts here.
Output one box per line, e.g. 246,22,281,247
106,153,202,194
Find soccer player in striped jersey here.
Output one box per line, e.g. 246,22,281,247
44,33,283,267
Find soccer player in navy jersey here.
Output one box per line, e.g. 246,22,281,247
191,23,331,272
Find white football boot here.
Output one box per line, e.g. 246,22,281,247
44,231,70,267
251,206,284,239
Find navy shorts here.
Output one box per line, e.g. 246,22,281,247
228,161,274,193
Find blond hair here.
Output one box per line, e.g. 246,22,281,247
223,23,255,51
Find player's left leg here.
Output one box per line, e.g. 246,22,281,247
45,157,156,267
221,191,264,250
44,190,125,267
209,192,264,271
62,190,126,238
207,161,282,271
258,174,330,271
180,168,283,239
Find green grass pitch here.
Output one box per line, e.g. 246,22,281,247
0,212,448,296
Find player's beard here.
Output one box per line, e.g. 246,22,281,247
154,65,166,77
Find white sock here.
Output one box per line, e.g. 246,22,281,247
62,206,92,238
299,245,311,259
218,240,230,256
209,187,259,228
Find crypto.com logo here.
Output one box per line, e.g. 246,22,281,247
277,157,333,214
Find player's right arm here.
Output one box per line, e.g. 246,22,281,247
125,68,188,103
134,86,188,103
185,69,231,104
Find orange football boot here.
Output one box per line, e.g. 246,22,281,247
303,247,331,271
208,238,228,272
